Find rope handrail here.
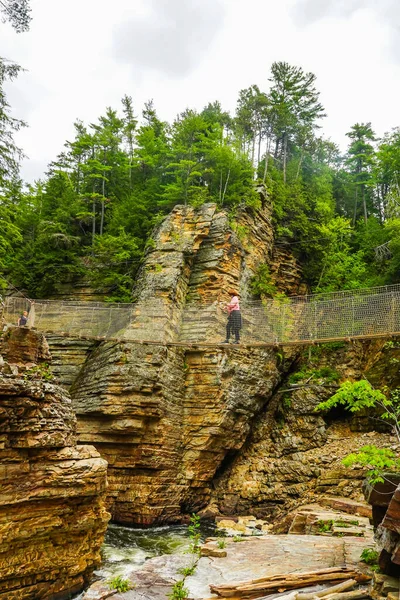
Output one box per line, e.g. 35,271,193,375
2,283,400,346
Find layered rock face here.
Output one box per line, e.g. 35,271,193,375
70,201,305,524
65,200,398,527
210,339,400,522
0,328,109,599
71,340,287,525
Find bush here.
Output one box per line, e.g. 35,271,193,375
360,548,379,565
108,575,131,593
168,580,189,600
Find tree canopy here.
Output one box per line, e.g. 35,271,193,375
1,59,400,300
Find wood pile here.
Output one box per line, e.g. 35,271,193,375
208,567,371,599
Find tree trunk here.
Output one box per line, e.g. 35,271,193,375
251,133,256,166
221,169,231,205
257,128,262,167
283,133,288,184
100,172,105,236
362,184,368,224
92,186,96,249
262,136,271,183
352,185,358,226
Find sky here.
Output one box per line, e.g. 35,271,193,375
2,0,400,182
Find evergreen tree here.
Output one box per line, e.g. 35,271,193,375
346,123,376,225
268,62,326,183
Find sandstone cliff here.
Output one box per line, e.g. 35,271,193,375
68,201,305,525
0,327,110,599
47,200,399,527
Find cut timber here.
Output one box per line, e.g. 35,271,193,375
210,568,371,598
296,578,357,599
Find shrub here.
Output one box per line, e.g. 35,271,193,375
168,580,189,600
108,575,131,593
360,548,379,565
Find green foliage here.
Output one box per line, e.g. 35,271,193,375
383,340,400,349
24,363,54,382
3,58,400,299
187,513,201,555
0,0,31,32
168,581,189,600
342,446,400,484
178,565,196,577
233,535,245,542
316,381,400,483
217,538,226,549
289,366,339,385
360,548,379,565
250,264,277,297
316,380,388,413
108,575,131,593
317,520,333,533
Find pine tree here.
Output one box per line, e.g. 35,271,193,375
346,123,376,225
268,62,326,183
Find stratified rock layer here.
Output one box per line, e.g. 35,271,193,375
72,342,284,524
0,328,109,599
69,201,302,524
210,339,400,522
63,201,399,527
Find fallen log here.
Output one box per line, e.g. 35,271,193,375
296,579,357,600
210,568,371,598
323,590,369,600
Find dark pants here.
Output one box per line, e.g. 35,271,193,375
226,311,242,342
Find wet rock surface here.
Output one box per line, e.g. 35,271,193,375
88,534,373,600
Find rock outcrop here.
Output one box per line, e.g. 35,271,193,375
69,201,305,524
71,341,287,524
364,474,400,574
45,200,399,527
0,327,110,599
210,339,400,522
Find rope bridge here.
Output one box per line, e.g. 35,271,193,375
2,284,400,347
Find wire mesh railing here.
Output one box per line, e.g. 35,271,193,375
2,284,400,345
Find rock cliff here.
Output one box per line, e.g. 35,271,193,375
48,200,399,527
211,340,399,522
0,327,110,599
68,201,305,524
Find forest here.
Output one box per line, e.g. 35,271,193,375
1,25,400,300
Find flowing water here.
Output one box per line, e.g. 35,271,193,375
74,522,214,598
97,523,194,579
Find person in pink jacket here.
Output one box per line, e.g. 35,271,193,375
222,291,242,344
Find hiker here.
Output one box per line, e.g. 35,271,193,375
17,300,34,327
18,311,28,326
222,291,242,344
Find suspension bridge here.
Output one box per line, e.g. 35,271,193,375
2,284,400,347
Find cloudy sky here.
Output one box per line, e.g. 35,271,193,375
2,0,400,182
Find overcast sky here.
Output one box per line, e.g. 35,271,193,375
2,0,400,182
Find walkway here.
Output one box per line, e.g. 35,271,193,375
3,284,400,347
